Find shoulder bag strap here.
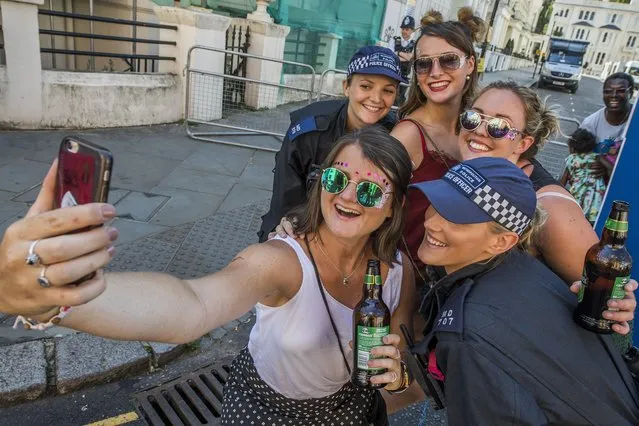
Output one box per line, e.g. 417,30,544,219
304,236,352,375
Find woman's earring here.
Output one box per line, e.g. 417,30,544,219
466,75,471,80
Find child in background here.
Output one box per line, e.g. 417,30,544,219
560,129,607,225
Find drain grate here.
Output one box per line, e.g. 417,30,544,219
133,363,231,425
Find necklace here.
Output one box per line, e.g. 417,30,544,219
315,239,366,286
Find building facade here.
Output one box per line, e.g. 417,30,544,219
548,0,639,76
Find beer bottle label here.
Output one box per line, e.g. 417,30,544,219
605,218,629,232
611,276,630,300
356,325,390,372
364,274,383,286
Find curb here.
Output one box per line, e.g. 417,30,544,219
0,311,255,407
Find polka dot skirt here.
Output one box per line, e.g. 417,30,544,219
221,348,381,425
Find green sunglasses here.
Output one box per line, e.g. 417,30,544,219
321,167,391,208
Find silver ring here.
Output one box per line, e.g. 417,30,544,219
26,240,42,266
37,266,51,288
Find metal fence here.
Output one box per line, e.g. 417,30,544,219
38,6,177,72
185,46,316,152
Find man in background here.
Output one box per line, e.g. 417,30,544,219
580,72,634,181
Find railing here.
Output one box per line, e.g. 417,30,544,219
38,8,177,72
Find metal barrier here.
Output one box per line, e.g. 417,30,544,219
547,115,581,147
185,46,317,152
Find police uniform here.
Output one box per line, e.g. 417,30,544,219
393,16,415,104
258,46,405,242
406,158,639,425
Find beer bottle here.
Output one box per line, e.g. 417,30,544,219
574,201,633,333
352,259,391,388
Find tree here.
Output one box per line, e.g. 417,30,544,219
535,0,553,34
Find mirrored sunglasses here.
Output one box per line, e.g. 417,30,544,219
413,53,467,75
321,167,390,208
459,110,524,140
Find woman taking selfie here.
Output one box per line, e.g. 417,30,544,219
0,127,415,425
258,46,406,242
410,157,639,424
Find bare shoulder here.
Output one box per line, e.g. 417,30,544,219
229,240,303,286
390,120,423,165
536,185,583,216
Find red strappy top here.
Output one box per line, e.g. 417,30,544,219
401,119,457,270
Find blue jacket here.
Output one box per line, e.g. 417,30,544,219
414,250,639,425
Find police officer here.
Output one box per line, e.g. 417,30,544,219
406,158,639,425
393,15,416,104
258,46,406,241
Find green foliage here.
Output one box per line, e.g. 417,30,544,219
535,0,553,34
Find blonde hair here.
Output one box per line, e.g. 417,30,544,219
400,7,486,119
489,205,548,254
476,81,561,160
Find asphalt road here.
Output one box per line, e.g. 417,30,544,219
0,77,609,426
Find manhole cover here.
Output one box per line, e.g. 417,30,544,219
133,363,231,425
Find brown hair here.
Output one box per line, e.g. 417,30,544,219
399,7,485,119
294,126,412,265
476,81,560,160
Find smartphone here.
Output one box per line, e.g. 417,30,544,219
55,136,113,284
55,136,113,209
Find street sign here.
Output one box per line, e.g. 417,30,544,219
594,100,638,345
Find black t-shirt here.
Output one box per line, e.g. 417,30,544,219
527,158,560,191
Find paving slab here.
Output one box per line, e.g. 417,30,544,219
0,158,50,193
238,156,276,190
0,199,26,224
105,188,131,205
109,218,169,246
55,334,149,394
181,142,256,177
0,341,47,404
156,166,237,196
10,185,41,204
108,152,182,192
147,185,224,227
122,132,200,162
146,222,194,246
113,191,170,222
217,184,271,213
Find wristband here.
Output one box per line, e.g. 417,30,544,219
13,306,72,331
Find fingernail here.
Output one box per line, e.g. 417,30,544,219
602,311,613,319
107,246,116,256
107,227,119,241
608,300,618,308
102,205,116,218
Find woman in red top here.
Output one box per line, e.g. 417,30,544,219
390,8,485,273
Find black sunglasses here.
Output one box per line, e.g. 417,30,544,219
459,110,525,140
413,53,468,75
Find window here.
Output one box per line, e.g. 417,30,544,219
584,11,590,20
591,12,595,20
595,52,602,64
587,30,590,40
612,14,617,23
579,10,584,19
603,32,608,43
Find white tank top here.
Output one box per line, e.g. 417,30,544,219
247,236,403,399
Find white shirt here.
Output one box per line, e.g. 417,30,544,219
247,236,403,399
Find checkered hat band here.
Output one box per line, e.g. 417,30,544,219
348,53,400,76
472,185,531,235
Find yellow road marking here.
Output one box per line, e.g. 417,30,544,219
84,411,139,426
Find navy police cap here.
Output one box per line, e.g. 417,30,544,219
347,46,407,84
401,15,416,29
410,157,537,235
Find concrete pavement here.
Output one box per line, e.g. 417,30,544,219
0,66,556,422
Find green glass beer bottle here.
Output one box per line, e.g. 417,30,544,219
574,201,633,333
352,259,391,388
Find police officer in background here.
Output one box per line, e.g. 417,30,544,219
393,15,416,105
258,46,406,241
